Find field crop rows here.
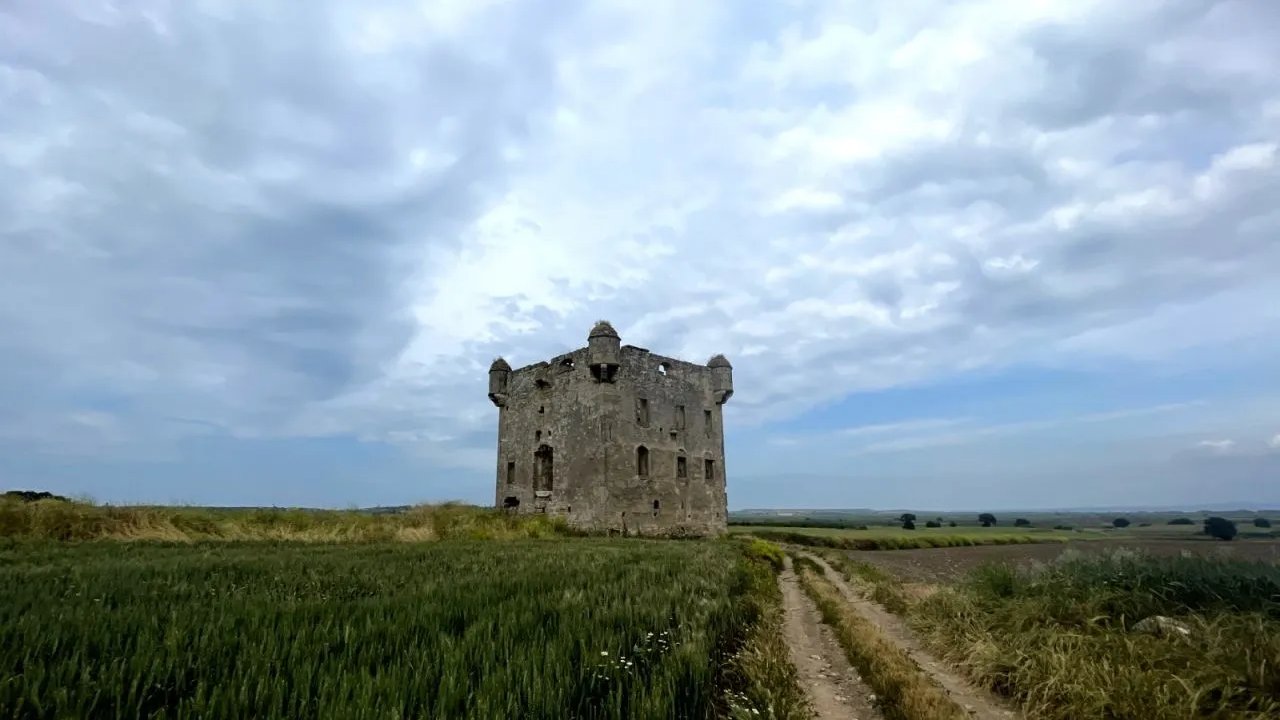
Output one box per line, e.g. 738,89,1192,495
0,539,780,719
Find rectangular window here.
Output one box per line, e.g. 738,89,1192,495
704,459,715,480
677,456,687,478
506,461,516,485
535,447,554,492
675,405,685,429
704,409,713,437
636,397,649,427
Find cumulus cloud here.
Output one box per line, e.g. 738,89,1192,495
2,0,1279,489
1196,439,1237,454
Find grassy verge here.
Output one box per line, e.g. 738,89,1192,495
0,538,803,718
721,538,810,719
910,550,1280,719
0,497,567,542
748,527,1064,551
793,556,968,720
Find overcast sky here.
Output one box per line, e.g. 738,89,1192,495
3,0,1278,510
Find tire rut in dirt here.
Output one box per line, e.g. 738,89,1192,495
778,555,884,719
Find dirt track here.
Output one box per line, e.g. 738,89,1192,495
778,556,883,719
799,552,1022,720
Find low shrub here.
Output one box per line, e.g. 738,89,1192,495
738,537,786,572
1167,517,1195,525
1203,516,1238,541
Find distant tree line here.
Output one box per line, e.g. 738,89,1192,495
3,490,69,503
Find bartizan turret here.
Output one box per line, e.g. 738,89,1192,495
587,320,621,382
488,357,511,406
708,354,733,404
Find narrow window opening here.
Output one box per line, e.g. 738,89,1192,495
637,446,649,477
652,499,660,516
704,459,715,480
675,405,685,429
677,455,687,479
535,430,541,442
538,405,545,414
506,461,516,485
657,362,668,375
704,409,712,437
635,397,649,427
534,445,554,492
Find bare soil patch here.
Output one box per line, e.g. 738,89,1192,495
778,556,883,719
852,538,1280,584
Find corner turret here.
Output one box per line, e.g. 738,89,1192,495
588,320,621,383
488,357,511,406
708,354,733,404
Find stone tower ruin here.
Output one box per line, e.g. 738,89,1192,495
487,320,733,536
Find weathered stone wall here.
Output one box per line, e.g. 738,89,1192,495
489,325,730,537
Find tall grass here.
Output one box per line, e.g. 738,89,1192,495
0,497,566,542
0,539,798,719
747,528,1061,551
721,538,810,720
911,550,1280,719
